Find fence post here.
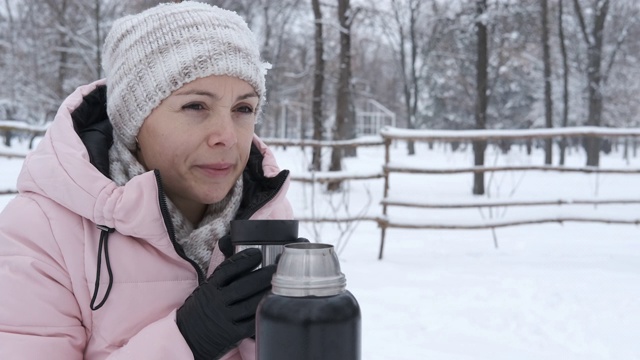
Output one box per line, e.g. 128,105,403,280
378,137,392,260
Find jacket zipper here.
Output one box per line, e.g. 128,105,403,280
154,170,205,284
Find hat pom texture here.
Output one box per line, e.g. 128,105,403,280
103,1,266,150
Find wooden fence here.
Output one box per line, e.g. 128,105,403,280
0,121,46,158
265,127,640,259
3,124,640,259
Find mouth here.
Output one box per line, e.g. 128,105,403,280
195,163,234,178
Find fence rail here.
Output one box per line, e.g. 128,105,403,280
380,197,640,209
380,126,640,140
384,163,640,174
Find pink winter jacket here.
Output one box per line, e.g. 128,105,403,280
0,80,293,359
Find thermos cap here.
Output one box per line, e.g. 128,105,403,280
230,220,298,246
271,243,346,297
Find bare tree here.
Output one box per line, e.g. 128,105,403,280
311,0,325,171
541,0,553,165
473,0,488,195
558,0,570,165
2,0,16,106
572,0,609,166
328,0,357,191
391,0,422,156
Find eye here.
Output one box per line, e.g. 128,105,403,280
182,102,206,111
234,105,256,114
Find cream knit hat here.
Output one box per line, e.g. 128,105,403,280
102,1,267,150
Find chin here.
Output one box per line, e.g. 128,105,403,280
201,187,235,205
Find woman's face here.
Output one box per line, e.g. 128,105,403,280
136,75,257,219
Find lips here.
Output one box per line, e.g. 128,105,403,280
195,163,234,177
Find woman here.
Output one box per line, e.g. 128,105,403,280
0,2,292,359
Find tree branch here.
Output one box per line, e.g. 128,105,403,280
572,0,592,46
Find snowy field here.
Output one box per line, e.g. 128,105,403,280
2,138,640,359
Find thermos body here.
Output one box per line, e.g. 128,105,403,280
256,243,361,360
256,292,361,360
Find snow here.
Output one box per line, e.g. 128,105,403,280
2,138,640,359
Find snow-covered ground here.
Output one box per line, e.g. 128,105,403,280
2,138,640,359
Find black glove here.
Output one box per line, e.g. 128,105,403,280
176,248,276,360
218,234,234,258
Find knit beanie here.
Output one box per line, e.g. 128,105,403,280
102,1,267,150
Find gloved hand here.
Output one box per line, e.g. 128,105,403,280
218,234,235,258
176,248,276,360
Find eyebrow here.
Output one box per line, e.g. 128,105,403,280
173,89,259,102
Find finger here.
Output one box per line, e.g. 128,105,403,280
228,288,272,323
218,234,234,258
223,265,276,305
210,248,263,287
231,315,256,339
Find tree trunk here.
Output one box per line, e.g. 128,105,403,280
541,0,553,165
311,0,325,171
473,0,488,195
328,0,354,191
406,0,420,156
558,0,570,166
56,0,69,101
4,0,17,105
573,0,609,167
3,131,12,147
95,0,102,78
392,0,421,156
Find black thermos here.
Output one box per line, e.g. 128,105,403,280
256,243,361,360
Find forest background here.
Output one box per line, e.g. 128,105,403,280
1,0,639,182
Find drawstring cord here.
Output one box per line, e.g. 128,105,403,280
90,225,115,311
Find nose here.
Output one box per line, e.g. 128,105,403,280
206,112,237,148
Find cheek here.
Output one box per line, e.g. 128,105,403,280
140,128,186,170
237,125,255,160
238,121,255,143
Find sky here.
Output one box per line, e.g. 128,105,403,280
2,137,640,359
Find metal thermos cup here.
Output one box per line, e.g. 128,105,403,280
256,243,361,360
230,220,299,268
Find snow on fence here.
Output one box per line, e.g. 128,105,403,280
4,124,640,259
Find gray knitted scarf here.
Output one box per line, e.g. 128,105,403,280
108,139,242,274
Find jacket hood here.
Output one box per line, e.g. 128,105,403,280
17,80,291,240
17,80,169,241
